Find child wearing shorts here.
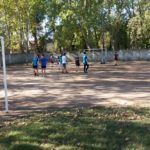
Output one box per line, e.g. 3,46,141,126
32,53,39,76
62,53,68,73
82,51,89,73
50,55,54,67
75,54,80,72
114,51,119,65
40,54,47,77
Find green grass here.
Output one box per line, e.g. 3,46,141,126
0,106,150,150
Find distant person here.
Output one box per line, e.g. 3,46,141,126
58,54,63,70
40,54,47,77
82,51,89,73
62,53,68,73
50,54,54,67
114,51,119,65
32,53,39,76
56,56,59,65
75,54,80,72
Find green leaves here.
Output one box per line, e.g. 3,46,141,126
0,0,46,52
127,8,150,49
0,0,150,52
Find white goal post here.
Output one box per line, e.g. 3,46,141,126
0,36,8,112
82,48,107,63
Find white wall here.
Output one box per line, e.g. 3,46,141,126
0,50,150,66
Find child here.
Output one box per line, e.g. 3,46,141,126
114,51,119,65
82,51,89,73
32,53,39,76
62,53,68,73
40,54,47,77
75,54,80,72
58,54,63,71
50,54,54,67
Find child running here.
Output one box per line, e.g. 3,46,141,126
32,53,39,76
40,54,47,77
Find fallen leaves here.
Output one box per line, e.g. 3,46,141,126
91,109,143,121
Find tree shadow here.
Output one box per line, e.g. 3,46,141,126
0,107,149,150
0,61,150,117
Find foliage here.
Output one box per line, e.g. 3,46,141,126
128,10,150,49
0,0,150,52
0,0,46,52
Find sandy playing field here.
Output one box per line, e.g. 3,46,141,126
0,61,150,116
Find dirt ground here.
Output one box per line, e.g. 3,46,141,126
0,61,150,117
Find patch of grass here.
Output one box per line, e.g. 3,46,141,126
0,106,150,150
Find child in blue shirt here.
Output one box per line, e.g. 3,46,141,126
32,53,39,76
40,54,47,77
82,51,89,73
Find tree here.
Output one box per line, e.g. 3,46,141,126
128,1,150,49
0,0,150,52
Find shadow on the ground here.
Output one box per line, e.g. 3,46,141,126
0,62,150,117
0,106,150,150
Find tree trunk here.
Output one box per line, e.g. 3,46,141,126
33,27,39,51
3,0,11,49
93,28,99,48
15,0,24,53
26,0,30,52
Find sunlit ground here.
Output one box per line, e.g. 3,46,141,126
0,61,150,115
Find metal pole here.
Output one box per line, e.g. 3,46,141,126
0,36,8,112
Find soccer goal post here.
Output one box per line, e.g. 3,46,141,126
82,48,107,63
0,36,8,112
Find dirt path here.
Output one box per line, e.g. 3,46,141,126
0,61,150,117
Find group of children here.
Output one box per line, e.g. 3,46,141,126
32,53,47,76
32,51,118,77
32,52,71,76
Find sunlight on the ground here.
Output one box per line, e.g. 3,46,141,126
0,61,150,114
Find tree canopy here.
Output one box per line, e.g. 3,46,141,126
0,0,150,52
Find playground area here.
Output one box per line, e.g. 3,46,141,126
0,61,150,116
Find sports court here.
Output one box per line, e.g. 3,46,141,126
0,61,150,116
